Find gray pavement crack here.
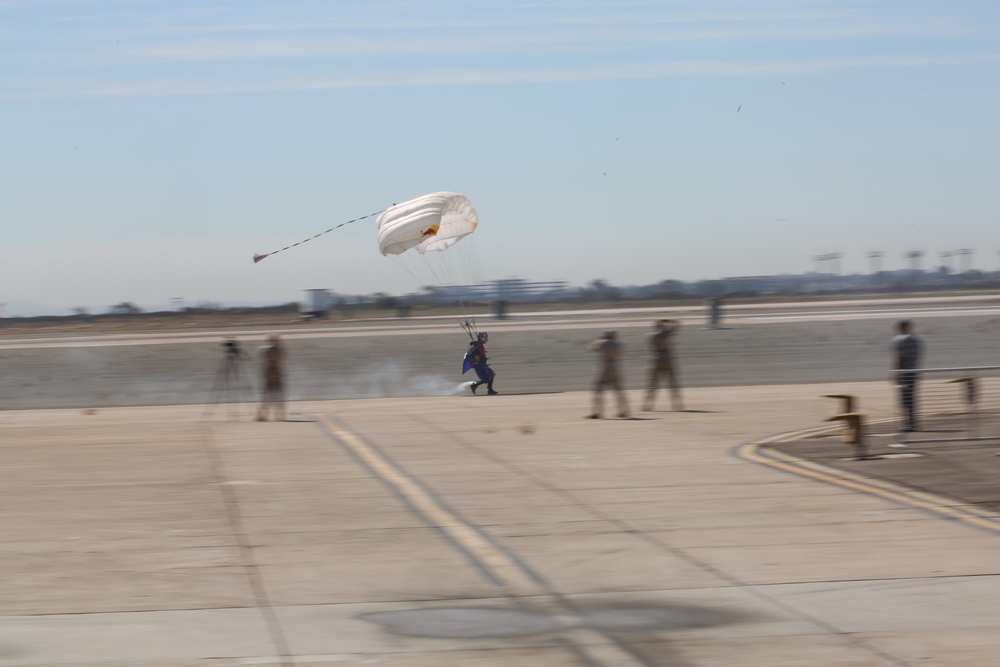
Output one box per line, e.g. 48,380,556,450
196,422,295,667
316,412,660,667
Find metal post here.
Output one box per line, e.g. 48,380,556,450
824,394,855,414
826,413,869,460
948,375,979,438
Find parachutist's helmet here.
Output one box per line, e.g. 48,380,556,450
479,332,488,343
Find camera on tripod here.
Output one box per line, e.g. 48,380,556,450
203,337,254,421
221,338,242,357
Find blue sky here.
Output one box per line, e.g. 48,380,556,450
3,1,999,312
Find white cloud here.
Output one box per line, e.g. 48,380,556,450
8,51,999,101
5,1,997,100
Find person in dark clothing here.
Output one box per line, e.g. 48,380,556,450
891,320,922,432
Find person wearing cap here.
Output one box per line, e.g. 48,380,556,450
587,330,629,419
891,320,922,431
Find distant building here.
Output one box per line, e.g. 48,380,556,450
416,278,571,304
301,289,337,319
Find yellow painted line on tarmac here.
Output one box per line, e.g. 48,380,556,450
316,414,538,594
316,414,654,667
739,427,1000,535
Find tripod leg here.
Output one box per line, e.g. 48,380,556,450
237,357,258,420
228,359,250,420
201,358,232,421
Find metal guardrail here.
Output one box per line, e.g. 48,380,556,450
893,365,1000,446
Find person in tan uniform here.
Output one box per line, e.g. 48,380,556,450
643,319,683,411
257,334,286,421
587,330,629,419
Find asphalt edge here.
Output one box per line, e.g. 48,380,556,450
735,424,1000,538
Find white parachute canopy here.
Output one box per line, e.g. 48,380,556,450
376,192,483,329
376,192,478,256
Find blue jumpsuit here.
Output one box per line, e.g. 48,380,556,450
464,339,496,391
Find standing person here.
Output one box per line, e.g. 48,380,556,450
465,332,498,395
587,330,629,419
257,334,286,421
891,320,922,432
643,318,683,412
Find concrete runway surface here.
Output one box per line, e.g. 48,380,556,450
2,296,1000,666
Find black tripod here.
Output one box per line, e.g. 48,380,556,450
202,339,257,421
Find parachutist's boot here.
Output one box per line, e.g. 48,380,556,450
470,381,481,394
486,380,498,395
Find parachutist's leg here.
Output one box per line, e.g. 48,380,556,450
471,365,496,395
472,364,490,395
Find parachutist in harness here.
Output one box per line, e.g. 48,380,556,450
464,332,498,395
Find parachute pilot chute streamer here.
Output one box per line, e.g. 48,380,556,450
251,191,482,334
252,208,385,263
252,193,477,264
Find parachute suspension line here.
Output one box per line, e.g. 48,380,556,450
455,241,483,339
392,258,475,337
443,239,484,339
460,318,478,340
437,256,478,337
253,208,386,263
411,258,477,337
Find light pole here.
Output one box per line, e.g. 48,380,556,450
828,252,842,276
940,251,953,274
867,251,883,275
957,248,974,273
904,250,924,272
